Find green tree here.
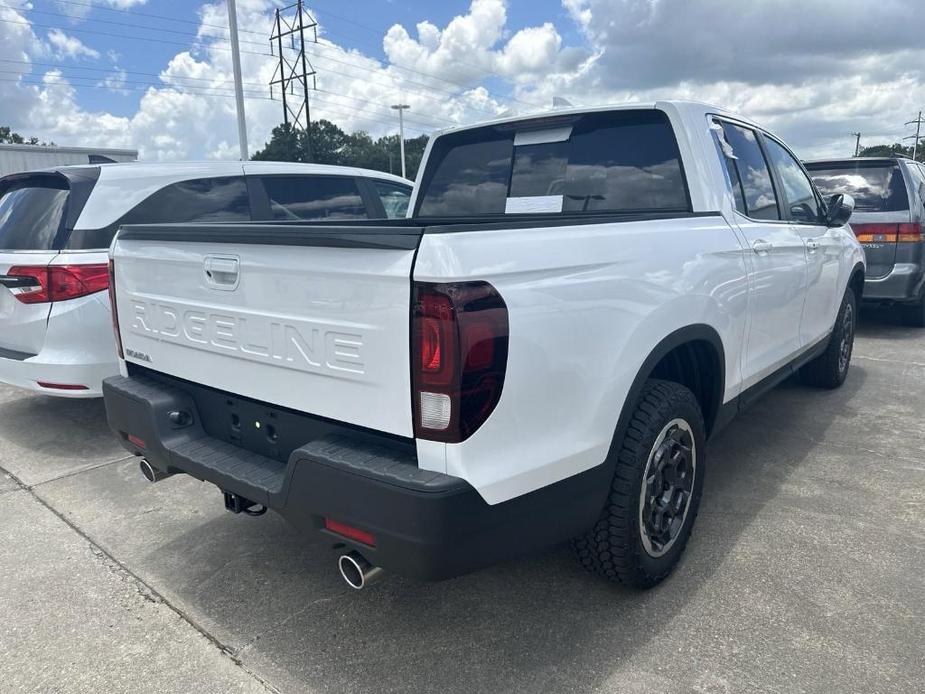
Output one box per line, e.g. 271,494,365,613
858,141,924,162
252,119,429,180
0,126,51,145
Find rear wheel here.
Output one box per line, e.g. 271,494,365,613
572,379,705,589
801,288,856,388
900,296,925,328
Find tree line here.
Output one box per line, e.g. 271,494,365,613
251,121,429,179
6,120,925,170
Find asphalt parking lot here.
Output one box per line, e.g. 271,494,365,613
1,309,923,694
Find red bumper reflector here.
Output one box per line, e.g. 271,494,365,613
324,518,376,547
36,381,89,391
126,434,146,449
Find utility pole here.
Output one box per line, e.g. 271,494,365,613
269,1,317,159
227,0,248,160
851,132,861,157
391,103,410,179
905,111,924,162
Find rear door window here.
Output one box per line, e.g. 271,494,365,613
416,109,689,217
68,176,251,249
260,176,367,220
806,162,909,212
717,122,780,220
371,180,412,219
0,182,69,250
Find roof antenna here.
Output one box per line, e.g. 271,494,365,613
552,97,574,109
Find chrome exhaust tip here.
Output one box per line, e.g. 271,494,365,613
139,458,172,483
338,551,383,590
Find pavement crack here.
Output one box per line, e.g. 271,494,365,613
854,353,925,368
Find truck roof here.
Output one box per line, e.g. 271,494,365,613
429,99,757,137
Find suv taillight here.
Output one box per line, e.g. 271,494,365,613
411,281,509,443
7,264,109,304
108,259,123,359
851,222,922,243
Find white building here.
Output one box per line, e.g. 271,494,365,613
0,143,137,177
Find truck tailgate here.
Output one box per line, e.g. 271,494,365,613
112,224,422,437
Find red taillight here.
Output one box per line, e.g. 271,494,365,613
411,281,509,443
324,518,376,547
108,259,123,359
7,263,109,304
851,223,922,243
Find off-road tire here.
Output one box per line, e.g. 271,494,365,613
801,288,857,388
572,379,706,589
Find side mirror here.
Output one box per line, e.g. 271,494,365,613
825,193,854,227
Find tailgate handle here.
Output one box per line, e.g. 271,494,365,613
204,256,240,290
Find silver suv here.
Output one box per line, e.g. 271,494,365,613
806,157,925,326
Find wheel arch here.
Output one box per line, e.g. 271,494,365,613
607,325,726,463
848,262,865,300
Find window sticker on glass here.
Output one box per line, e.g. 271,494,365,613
505,195,564,214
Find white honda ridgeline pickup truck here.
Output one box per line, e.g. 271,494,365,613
103,102,864,590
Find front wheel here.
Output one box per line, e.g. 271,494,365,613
572,379,706,589
801,288,856,389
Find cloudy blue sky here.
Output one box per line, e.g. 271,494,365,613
0,1,922,161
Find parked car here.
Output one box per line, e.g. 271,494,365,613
103,102,864,590
0,162,412,397
805,157,925,325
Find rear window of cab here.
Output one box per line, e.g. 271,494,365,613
415,109,690,218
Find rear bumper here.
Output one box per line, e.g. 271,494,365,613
0,352,113,397
863,263,925,302
102,373,609,581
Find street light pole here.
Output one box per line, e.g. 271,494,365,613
391,103,410,179
227,0,248,160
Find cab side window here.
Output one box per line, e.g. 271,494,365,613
762,137,823,224
717,122,780,220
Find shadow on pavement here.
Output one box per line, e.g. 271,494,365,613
129,365,870,693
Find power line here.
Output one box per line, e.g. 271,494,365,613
3,4,536,114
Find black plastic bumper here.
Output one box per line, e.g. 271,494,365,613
102,373,609,581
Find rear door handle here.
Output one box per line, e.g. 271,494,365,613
806,239,820,252
752,240,773,254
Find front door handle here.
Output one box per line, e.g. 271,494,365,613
806,239,820,252
752,239,773,254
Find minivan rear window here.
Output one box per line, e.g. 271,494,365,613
415,110,689,218
0,182,68,250
806,162,909,212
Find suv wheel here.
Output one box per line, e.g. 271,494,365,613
801,288,856,388
573,379,705,589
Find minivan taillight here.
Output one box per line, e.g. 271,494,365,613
411,281,509,443
851,223,922,243
108,259,123,359
7,264,109,304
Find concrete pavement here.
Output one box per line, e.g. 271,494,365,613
1,309,923,693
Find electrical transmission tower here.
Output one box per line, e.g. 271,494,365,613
269,1,318,157
904,111,924,162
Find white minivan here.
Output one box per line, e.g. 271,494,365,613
0,161,412,397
